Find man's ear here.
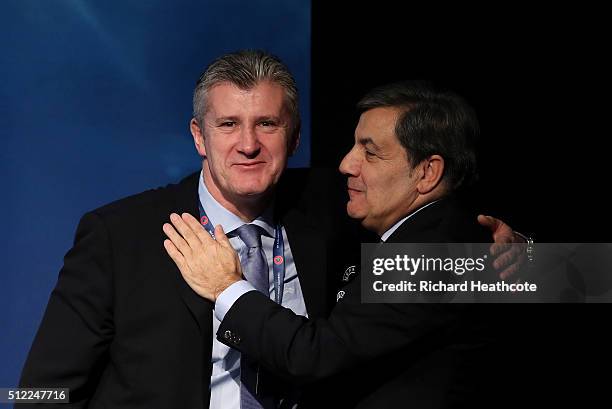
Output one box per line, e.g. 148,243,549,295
416,155,445,194
289,131,301,156
190,118,206,157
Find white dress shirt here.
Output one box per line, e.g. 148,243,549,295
380,200,441,242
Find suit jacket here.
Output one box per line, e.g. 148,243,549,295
19,168,349,409
218,198,495,408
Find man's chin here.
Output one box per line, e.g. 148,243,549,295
232,182,276,199
233,188,269,198
346,202,366,221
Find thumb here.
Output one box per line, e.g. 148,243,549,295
214,225,232,248
477,214,499,232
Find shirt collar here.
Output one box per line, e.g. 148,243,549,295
380,200,441,243
198,171,275,237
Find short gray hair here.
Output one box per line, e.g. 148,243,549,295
193,50,300,141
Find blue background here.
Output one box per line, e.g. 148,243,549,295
0,0,310,389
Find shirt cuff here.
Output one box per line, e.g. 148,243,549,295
215,280,257,321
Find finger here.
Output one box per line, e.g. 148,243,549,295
182,212,212,243
214,225,232,248
163,239,188,273
499,263,520,281
490,242,511,257
493,243,526,270
492,249,514,271
170,213,201,247
163,222,191,256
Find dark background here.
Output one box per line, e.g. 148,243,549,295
311,3,609,242
310,3,610,405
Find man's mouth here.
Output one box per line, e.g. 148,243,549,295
347,182,364,193
347,185,364,198
234,161,265,169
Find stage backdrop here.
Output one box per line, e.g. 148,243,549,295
0,0,310,389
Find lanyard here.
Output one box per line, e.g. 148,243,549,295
198,202,286,305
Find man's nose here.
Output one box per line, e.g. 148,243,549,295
237,126,261,157
339,147,360,176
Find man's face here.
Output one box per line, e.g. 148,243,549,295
339,107,421,235
192,81,297,203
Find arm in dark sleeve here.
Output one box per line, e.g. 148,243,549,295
19,212,115,408
217,282,454,385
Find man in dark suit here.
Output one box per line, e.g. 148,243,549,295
21,51,516,408
166,81,506,408
19,50,350,409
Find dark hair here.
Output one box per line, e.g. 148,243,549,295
357,80,479,191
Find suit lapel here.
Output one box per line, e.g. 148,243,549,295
164,172,213,407
167,172,214,333
281,206,329,319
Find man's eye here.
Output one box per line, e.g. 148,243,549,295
219,122,236,127
259,121,276,127
365,151,376,157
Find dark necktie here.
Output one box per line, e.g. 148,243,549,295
235,224,271,409
235,224,269,295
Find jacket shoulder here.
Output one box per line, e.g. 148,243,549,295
88,171,199,222
390,198,492,243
